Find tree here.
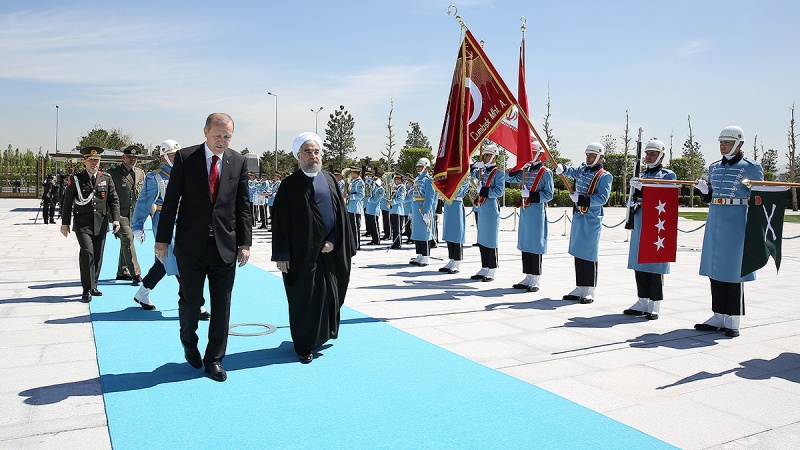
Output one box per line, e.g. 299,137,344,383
667,157,697,199
322,105,356,170
404,121,431,150
381,98,397,170
541,81,560,159
787,102,798,210
620,110,632,194
259,149,297,174
602,153,635,205
241,147,250,155
600,134,617,155
397,148,433,176
681,115,705,206
751,135,759,161
76,125,133,151
668,128,674,162
762,147,778,174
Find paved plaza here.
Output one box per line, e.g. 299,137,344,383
3,198,800,449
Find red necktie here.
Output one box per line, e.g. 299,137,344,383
209,155,220,203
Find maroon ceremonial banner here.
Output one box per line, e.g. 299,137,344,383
637,185,679,264
433,29,517,201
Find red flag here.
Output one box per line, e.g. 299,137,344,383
638,185,679,264
433,30,517,201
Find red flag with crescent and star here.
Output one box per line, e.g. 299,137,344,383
433,29,517,202
638,185,679,264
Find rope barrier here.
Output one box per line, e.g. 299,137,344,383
500,210,517,220
547,214,565,224
602,218,627,229
678,223,706,233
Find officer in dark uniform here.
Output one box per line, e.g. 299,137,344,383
60,146,121,303
108,145,145,284
41,174,58,224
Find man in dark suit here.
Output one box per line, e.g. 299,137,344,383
155,113,252,382
61,147,121,303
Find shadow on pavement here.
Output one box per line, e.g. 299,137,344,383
657,352,800,390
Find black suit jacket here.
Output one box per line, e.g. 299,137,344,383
156,144,252,265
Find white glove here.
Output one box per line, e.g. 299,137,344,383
522,162,531,170
628,200,638,208
630,178,642,190
474,161,485,169
422,213,431,225
521,188,530,198
569,192,580,203
133,229,145,244
695,179,709,195
555,164,565,175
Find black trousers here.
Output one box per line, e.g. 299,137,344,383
42,200,55,222
574,257,598,287
403,216,412,237
389,213,402,249
142,258,167,290
381,210,390,238
176,236,235,364
348,212,361,249
259,205,268,225
521,252,542,275
415,240,430,256
365,213,380,244
251,204,258,226
635,270,664,300
268,205,275,225
478,244,498,269
75,231,107,291
710,278,744,315
447,242,463,261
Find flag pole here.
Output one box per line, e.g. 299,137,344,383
515,106,574,194
630,178,699,186
742,179,800,188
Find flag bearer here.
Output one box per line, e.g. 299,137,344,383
469,143,505,282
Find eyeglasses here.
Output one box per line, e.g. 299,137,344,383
302,149,321,156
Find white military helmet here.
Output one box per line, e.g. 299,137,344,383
718,125,745,158
644,139,666,168
416,157,431,168
585,142,604,167
481,143,500,156
531,140,544,163
159,139,181,167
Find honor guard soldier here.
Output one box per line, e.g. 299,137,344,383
345,166,365,250
693,126,763,337
109,144,146,284
625,139,676,320
364,170,384,245
439,176,470,274
333,170,345,201
266,171,282,230
379,172,392,240
387,173,407,249
409,158,437,266
247,173,258,226
130,139,210,319
556,142,613,303
257,173,270,228
506,141,554,291
403,173,415,243
469,143,506,281
41,173,58,224
60,146,121,303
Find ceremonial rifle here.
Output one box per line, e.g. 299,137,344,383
624,127,643,230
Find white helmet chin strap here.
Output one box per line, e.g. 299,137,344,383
724,141,741,158
646,153,665,169
164,156,173,168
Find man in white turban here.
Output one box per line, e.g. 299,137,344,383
272,132,356,363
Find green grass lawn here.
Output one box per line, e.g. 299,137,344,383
679,211,800,223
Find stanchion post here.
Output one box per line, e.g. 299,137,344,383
562,210,567,236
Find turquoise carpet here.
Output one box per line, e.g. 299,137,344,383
91,227,674,449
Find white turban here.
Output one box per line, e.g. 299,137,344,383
292,132,323,159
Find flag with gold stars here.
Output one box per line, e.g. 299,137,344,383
638,185,679,264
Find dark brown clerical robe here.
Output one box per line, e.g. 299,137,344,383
271,169,356,355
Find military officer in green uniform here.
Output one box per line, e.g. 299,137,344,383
109,145,146,284
60,147,121,303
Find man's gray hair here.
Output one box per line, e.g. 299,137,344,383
204,113,234,131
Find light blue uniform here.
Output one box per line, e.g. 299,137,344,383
131,164,179,276
346,177,365,214
388,183,406,215
410,172,436,241
699,157,763,282
471,166,506,248
365,181,384,216
564,164,613,262
507,164,554,254
247,179,258,203
267,180,281,206
442,178,470,245
627,167,676,274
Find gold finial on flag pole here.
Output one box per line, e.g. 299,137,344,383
479,40,485,48
448,5,466,28
521,16,526,35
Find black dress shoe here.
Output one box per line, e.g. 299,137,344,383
447,269,459,274
623,309,647,316
512,283,529,290
90,288,103,296
258,225,267,229
472,243,480,247
134,298,156,311
409,260,422,266
299,353,313,364
199,310,211,321
205,362,227,381
439,267,451,272
80,291,92,303
389,246,401,250
563,294,581,300
470,274,484,280
694,323,722,332
184,347,202,369
725,328,740,337
481,276,494,282
116,274,133,281
646,313,659,320
579,297,594,304
131,275,142,286
526,286,539,292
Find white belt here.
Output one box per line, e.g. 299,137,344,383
711,198,747,205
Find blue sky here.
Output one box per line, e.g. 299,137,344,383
2,0,799,170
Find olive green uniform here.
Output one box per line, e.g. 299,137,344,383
108,163,145,278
